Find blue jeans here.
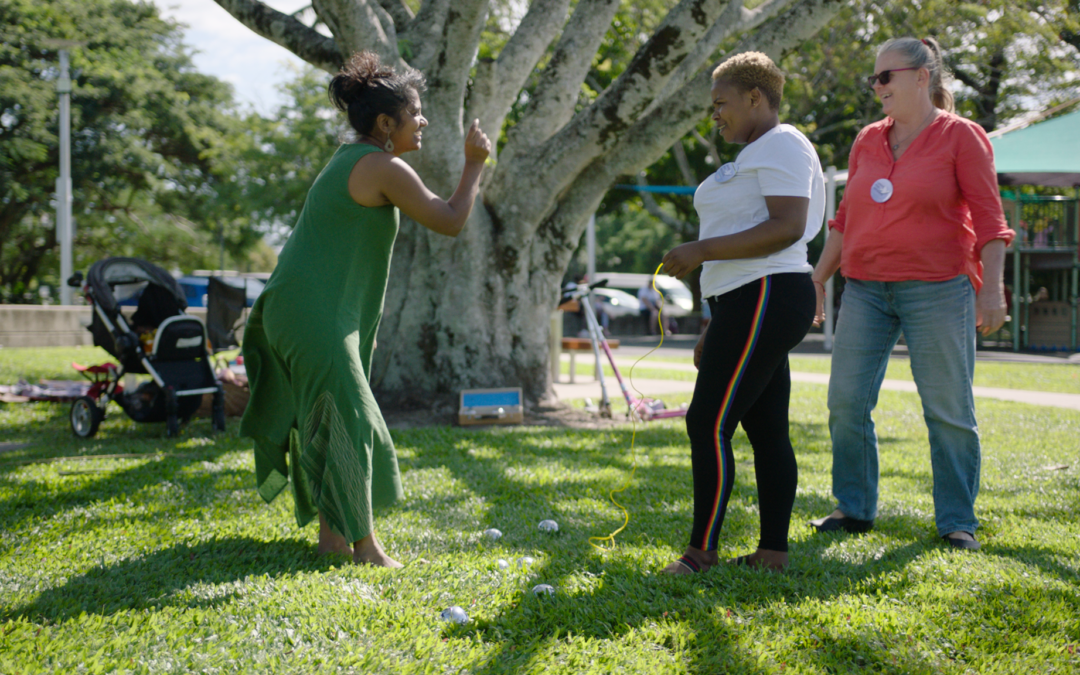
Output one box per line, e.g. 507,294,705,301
828,276,980,536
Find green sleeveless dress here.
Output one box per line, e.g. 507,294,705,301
240,143,403,543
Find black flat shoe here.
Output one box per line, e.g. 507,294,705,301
809,513,874,534
943,533,981,550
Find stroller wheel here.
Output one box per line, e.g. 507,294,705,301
165,387,180,438
211,388,226,433
70,396,104,438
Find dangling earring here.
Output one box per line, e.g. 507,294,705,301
384,137,394,153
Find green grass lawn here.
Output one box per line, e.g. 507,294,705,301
621,354,1080,394
2,347,1079,673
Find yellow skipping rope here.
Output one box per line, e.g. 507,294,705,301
588,262,668,552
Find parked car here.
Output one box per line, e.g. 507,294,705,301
176,275,265,308
591,287,641,319
593,272,695,317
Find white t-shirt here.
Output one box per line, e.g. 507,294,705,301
695,124,825,298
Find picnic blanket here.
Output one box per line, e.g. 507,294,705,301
0,380,90,403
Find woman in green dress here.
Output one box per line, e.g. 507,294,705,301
240,51,491,568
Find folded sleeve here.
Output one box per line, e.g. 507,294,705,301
955,121,1014,250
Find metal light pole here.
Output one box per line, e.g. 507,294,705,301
43,39,83,304
824,165,837,351
585,214,597,282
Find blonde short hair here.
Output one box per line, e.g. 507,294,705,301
711,51,785,110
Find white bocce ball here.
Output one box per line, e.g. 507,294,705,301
439,606,470,624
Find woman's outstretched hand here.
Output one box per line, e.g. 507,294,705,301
465,119,491,165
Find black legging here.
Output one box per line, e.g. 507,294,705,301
685,273,815,553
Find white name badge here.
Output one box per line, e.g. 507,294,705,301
713,162,739,183
871,178,894,203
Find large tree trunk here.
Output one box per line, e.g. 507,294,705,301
214,0,844,405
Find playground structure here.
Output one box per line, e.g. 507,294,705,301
1002,192,1079,352
991,105,1080,353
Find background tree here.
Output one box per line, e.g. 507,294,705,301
0,0,268,302
225,64,342,250
214,0,847,404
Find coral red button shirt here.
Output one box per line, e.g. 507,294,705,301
829,111,1014,292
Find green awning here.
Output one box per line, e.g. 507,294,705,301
991,108,1080,187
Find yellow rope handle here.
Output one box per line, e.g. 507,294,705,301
588,262,667,552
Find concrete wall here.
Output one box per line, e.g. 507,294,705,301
0,305,210,349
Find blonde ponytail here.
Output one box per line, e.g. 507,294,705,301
879,37,955,113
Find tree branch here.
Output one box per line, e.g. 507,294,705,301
575,0,744,143
376,0,413,31
635,172,695,238
670,140,696,186
422,0,489,100
498,0,622,150
690,128,720,167
950,64,982,92
212,0,342,73
493,0,798,237
728,0,845,63
467,0,572,155
401,0,450,72
645,0,799,116
531,69,714,274
311,0,402,69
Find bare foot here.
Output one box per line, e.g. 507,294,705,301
661,546,719,575
728,548,788,571
317,512,353,556
353,533,403,568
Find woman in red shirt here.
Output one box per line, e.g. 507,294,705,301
808,37,1013,550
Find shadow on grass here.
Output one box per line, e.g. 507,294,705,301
4,536,333,623
983,544,1080,582
437,539,934,675
0,438,240,535
395,424,967,674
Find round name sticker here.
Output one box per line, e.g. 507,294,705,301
871,178,894,203
713,162,738,184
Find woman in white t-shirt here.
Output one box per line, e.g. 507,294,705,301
660,52,824,575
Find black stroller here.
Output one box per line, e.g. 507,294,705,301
67,257,226,438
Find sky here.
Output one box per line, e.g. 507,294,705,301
154,0,316,114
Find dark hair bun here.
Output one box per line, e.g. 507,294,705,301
328,51,427,137
328,52,395,109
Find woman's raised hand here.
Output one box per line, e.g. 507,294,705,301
465,119,491,165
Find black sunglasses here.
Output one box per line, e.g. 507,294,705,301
865,67,918,87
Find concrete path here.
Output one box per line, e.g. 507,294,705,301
553,354,1080,411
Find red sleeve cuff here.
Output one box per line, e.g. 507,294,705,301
976,229,1015,251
